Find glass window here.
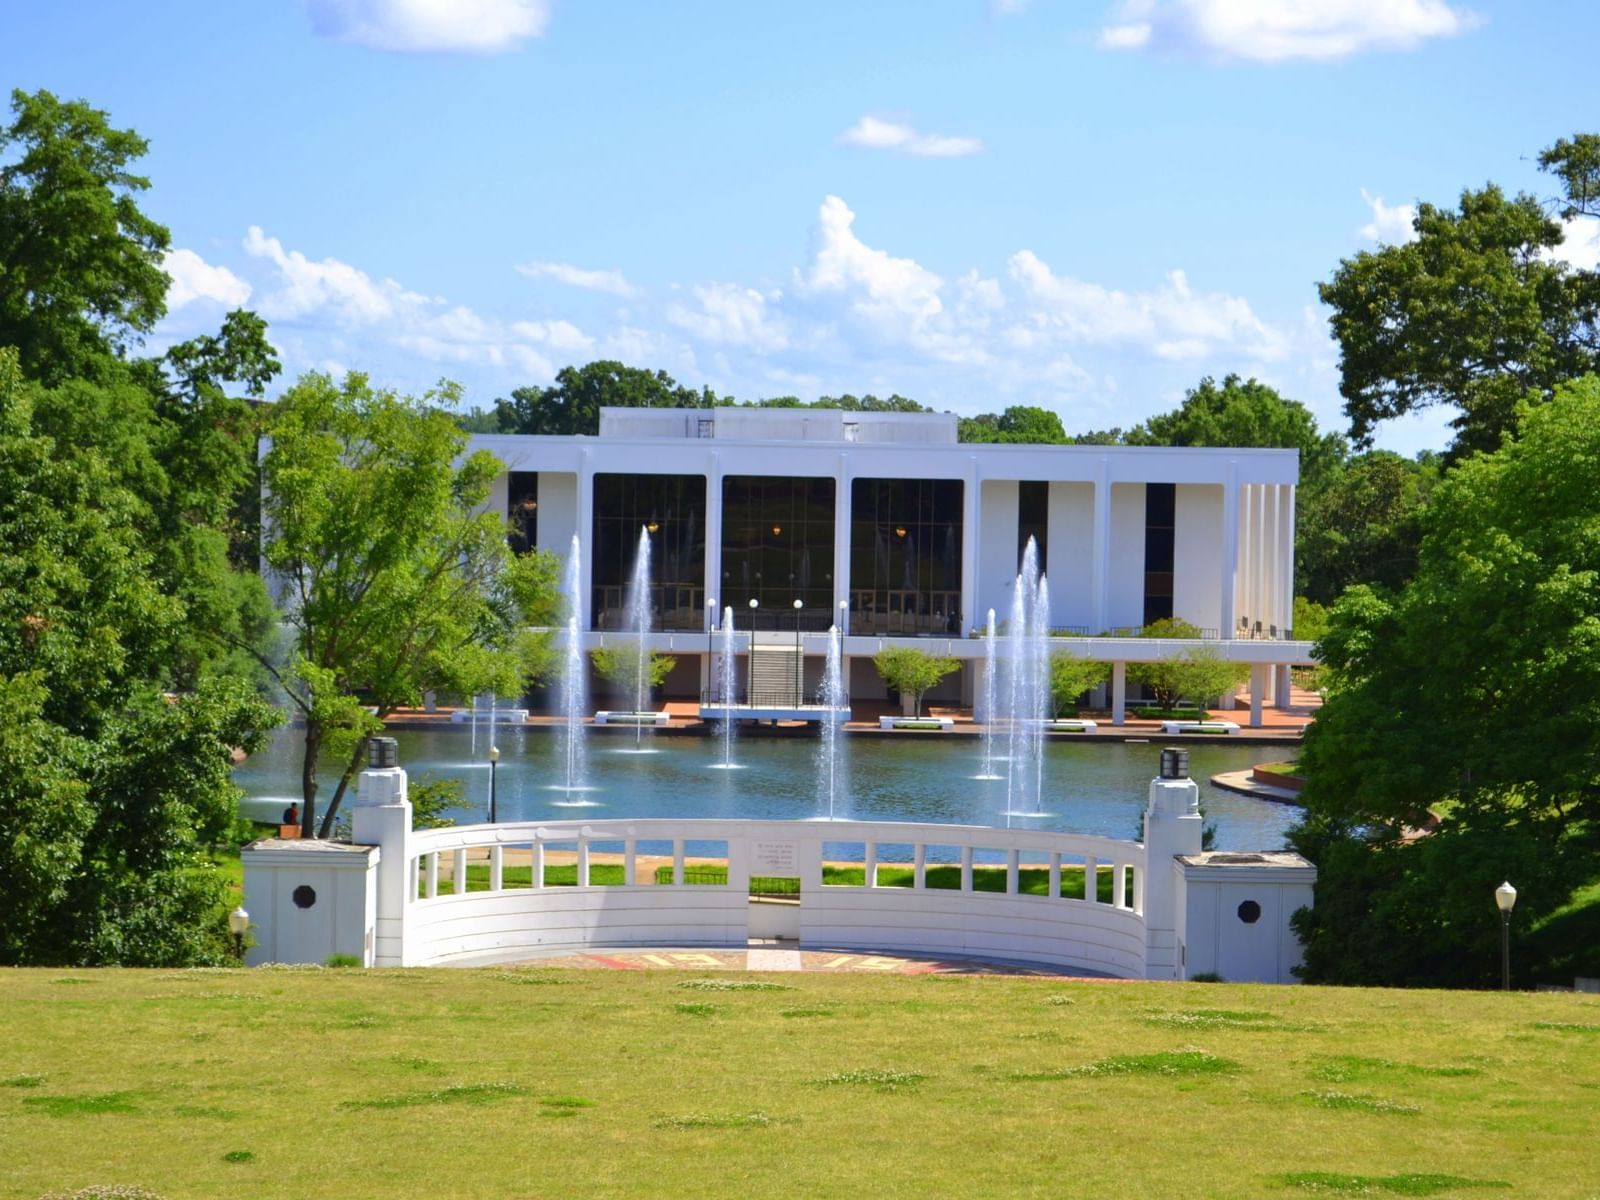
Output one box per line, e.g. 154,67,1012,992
591,473,706,630
849,478,964,635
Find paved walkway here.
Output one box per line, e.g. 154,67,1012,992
500,945,1113,978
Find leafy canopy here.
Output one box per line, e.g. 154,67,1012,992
1319,173,1600,456
872,647,959,717
0,88,171,383
261,371,560,836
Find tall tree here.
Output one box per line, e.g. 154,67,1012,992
493,361,712,436
0,89,171,383
1291,376,1600,985
958,405,1068,444
1319,175,1600,456
1294,450,1439,605
260,372,560,837
1124,374,1346,492
0,347,277,965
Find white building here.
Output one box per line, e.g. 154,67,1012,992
474,408,1313,726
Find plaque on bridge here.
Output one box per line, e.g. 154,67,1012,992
751,841,798,875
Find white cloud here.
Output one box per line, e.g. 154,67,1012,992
306,0,550,53
989,0,1030,14
163,248,252,310
243,225,420,324
515,260,637,297
1358,189,1418,244
1006,250,1285,361
799,195,946,323
1097,0,1480,62
839,115,984,159
1554,217,1600,272
667,283,788,352
510,318,595,354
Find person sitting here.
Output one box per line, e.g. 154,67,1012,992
282,802,300,825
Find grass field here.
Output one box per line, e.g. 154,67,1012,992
2,969,1598,1199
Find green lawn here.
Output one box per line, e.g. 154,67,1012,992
1,969,1596,1199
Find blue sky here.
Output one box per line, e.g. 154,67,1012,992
6,0,1596,453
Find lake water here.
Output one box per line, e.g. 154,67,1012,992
235,725,1299,852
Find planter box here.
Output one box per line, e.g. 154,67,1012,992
878,716,955,730
594,711,671,726
1251,765,1306,792
1159,720,1242,736
1046,720,1098,733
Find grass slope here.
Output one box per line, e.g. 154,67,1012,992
0,970,1596,1199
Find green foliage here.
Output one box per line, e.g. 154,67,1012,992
589,647,677,698
958,405,1068,444
1319,179,1600,456
871,647,959,717
1296,450,1439,604
1293,379,1600,985
1124,374,1347,493
408,776,465,831
0,348,277,966
1291,596,1329,644
260,371,560,836
493,360,713,435
0,89,171,383
1049,653,1108,715
1127,619,1246,710
1539,132,1600,219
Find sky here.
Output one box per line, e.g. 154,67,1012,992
6,0,1598,455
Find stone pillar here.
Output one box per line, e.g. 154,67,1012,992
351,753,412,967
1275,663,1294,710
1111,660,1127,726
1249,662,1267,728
1141,768,1205,981
960,456,979,634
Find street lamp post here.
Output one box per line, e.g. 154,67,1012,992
228,905,249,962
748,598,758,705
1495,880,1517,991
488,744,500,823
793,598,803,705
706,598,716,703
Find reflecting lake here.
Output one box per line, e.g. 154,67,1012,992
236,725,1300,851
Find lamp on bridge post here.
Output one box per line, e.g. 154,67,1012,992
488,744,500,823
227,905,249,962
793,598,804,703
1495,880,1517,991
706,598,716,698
748,598,758,703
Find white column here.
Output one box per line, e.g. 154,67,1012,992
833,453,851,633
1275,663,1293,710
350,762,411,967
1219,464,1239,639
1249,662,1267,728
1091,460,1111,633
576,448,593,631
959,455,979,634
1255,483,1269,637
704,450,722,629
1142,772,1205,981
1280,483,1297,637
1111,660,1127,726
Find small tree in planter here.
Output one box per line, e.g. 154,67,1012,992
590,647,677,710
873,647,960,718
1049,653,1109,717
1129,618,1246,712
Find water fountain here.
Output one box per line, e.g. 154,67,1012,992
818,623,847,819
976,608,1000,780
710,605,741,769
556,533,590,796
623,526,653,751
1004,537,1051,823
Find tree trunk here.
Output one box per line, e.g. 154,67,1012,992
317,736,371,840
300,720,321,838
